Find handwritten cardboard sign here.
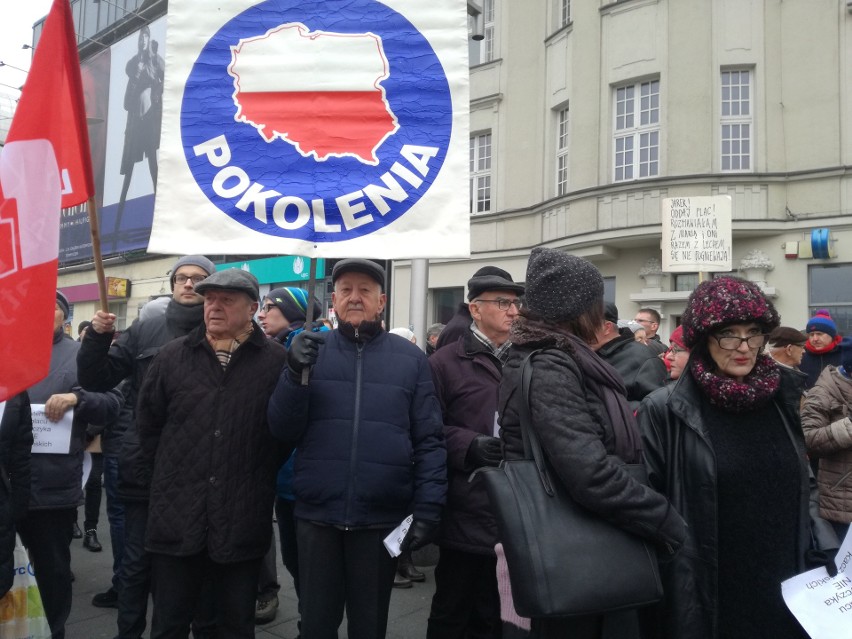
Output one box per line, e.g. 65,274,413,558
661,196,732,273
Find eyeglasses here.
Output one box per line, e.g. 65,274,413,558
710,333,768,350
174,274,206,285
634,318,656,326
669,345,688,354
473,298,523,311
260,303,277,314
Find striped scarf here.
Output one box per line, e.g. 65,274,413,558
470,321,512,364
206,325,253,369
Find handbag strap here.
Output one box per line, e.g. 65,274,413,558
518,350,556,497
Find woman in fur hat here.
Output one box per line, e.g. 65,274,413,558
497,247,687,639
638,276,838,639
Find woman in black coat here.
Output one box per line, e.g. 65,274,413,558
638,277,838,639
497,248,687,639
0,392,33,597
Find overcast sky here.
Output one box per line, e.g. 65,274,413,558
0,0,54,97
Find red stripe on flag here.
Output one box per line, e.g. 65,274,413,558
236,91,397,160
0,0,94,401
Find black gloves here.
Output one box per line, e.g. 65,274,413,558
400,519,439,552
467,435,503,468
288,331,325,381
805,548,839,577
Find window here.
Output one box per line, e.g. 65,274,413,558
613,80,660,182
468,0,495,65
560,0,571,27
555,107,570,196
433,287,464,324
721,69,752,172
809,264,852,335
673,273,698,292
109,301,128,330
470,133,492,214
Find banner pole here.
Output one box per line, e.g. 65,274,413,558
301,256,318,386
86,196,109,312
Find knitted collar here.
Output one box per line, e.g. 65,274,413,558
804,334,842,355
690,352,780,412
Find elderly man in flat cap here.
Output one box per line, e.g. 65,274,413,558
136,269,289,638
268,258,447,639
77,254,216,635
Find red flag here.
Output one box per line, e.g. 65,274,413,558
0,0,94,401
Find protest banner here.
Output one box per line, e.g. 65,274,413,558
150,0,470,259
661,195,732,273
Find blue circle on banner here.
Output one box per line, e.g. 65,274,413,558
181,0,453,242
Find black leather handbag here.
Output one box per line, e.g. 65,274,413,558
476,351,664,618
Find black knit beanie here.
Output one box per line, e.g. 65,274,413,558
524,247,604,323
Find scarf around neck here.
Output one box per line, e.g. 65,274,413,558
166,299,205,335
804,334,842,355
690,352,781,412
470,321,512,364
206,324,253,369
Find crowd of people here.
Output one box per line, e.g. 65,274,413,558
0,249,848,639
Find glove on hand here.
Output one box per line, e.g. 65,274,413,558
400,519,439,552
805,548,839,577
287,331,325,380
467,435,503,468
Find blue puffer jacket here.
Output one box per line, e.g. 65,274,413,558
268,321,447,528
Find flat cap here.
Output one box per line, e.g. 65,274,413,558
194,268,260,301
331,259,385,289
604,302,619,324
467,266,524,301
767,326,808,348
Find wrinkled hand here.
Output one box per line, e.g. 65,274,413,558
44,393,78,422
288,331,326,379
89,310,117,335
467,435,503,468
806,549,839,577
400,519,439,552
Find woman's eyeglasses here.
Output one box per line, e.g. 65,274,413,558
710,333,768,350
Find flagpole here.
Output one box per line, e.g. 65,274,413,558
86,196,109,312
301,256,318,386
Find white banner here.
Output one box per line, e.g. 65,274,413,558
150,0,470,259
661,196,732,273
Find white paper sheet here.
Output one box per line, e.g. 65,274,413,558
30,404,73,454
383,514,414,558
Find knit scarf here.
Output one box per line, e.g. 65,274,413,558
690,352,781,412
804,334,842,355
206,325,253,369
470,321,512,364
166,299,205,334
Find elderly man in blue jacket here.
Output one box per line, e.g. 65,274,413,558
268,258,447,639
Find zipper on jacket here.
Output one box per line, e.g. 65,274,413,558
343,340,364,525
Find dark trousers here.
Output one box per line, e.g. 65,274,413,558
275,497,300,598
103,454,125,591
18,508,75,639
427,547,501,639
256,526,280,600
297,519,396,639
150,551,262,639
117,500,151,639
84,452,104,530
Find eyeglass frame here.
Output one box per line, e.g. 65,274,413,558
669,344,689,355
174,274,207,285
472,297,524,311
709,333,769,351
259,303,278,314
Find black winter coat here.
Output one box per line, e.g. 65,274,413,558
638,371,838,639
268,322,447,527
0,392,32,597
428,331,500,554
801,343,842,389
137,322,289,563
597,330,668,411
498,320,687,550
77,301,204,501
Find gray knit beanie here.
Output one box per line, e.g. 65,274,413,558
524,247,604,323
169,255,216,290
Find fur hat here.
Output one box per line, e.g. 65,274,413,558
767,326,808,348
680,276,780,348
265,287,320,324
524,248,604,323
467,266,524,301
805,310,837,338
56,291,70,320
169,255,216,290
194,269,260,302
331,258,385,289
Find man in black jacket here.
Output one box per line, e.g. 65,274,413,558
137,269,288,638
77,255,215,638
596,303,667,411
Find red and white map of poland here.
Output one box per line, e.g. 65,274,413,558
228,23,399,165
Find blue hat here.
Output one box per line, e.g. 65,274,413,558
266,287,321,324
806,310,837,338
